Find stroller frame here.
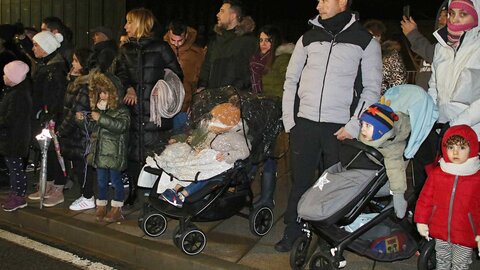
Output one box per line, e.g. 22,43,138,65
137,86,282,255
290,140,421,270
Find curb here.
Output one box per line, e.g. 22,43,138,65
0,207,254,270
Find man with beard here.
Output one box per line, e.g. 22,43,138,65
197,0,257,91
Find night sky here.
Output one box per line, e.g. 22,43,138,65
127,0,445,44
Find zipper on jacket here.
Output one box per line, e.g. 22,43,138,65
468,213,478,238
447,175,460,242
318,34,336,122
428,205,437,224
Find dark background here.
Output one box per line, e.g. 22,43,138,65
126,0,445,44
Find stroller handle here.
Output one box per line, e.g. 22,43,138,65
342,139,384,163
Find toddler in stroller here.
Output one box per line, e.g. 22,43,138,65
289,84,439,269
136,86,282,255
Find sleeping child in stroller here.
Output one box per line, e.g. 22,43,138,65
144,98,251,207
358,101,410,219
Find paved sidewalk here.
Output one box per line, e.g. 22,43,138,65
0,135,477,269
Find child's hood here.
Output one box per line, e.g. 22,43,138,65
441,124,479,162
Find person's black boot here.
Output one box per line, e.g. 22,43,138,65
253,172,276,209
274,223,302,252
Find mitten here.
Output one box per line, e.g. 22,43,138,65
476,236,480,256
416,223,430,241
393,193,407,219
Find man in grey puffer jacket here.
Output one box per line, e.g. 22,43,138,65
277,0,382,252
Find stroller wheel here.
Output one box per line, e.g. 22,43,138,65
290,235,311,270
417,239,436,270
180,226,207,256
249,206,274,236
141,212,167,237
309,252,336,270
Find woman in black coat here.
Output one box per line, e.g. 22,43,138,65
0,60,32,211
116,8,182,203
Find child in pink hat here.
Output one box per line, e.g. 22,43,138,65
0,60,32,211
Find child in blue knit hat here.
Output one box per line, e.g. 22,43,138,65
359,102,411,219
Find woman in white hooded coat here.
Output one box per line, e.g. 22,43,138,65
428,0,480,138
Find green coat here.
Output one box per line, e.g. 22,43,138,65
87,105,130,171
261,43,294,97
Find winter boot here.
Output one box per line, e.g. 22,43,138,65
253,172,276,209
28,181,54,200
95,200,108,221
104,200,124,222
42,185,64,207
2,194,27,212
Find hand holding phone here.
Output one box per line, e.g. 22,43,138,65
403,5,411,18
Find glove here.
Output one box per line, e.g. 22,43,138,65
476,236,480,256
417,223,430,241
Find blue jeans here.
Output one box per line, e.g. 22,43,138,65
173,112,188,130
96,168,124,202
183,181,208,196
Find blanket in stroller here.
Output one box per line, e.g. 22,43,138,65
297,162,378,223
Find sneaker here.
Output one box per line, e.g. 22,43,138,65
42,187,64,207
69,196,95,211
3,195,27,212
161,189,183,208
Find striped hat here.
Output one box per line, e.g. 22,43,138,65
359,103,399,140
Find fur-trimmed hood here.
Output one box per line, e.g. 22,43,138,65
214,16,255,36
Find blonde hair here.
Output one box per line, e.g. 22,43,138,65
88,72,119,110
126,8,155,39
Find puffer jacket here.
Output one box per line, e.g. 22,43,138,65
0,79,32,157
31,51,68,136
198,16,258,91
115,36,183,163
87,104,130,171
428,0,480,137
57,75,90,160
282,14,382,137
415,125,480,248
359,112,411,193
164,27,205,112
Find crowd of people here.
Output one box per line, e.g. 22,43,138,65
1,0,480,267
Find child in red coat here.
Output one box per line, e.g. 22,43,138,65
415,125,480,269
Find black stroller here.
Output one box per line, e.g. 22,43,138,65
289,84,440,269
137,86,283,255
289,139,425,269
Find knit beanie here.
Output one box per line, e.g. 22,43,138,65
441,124,479,162
447,0,479,45
3,60,29,86
359,103,398,140
32,31,63,55
208,102,241,133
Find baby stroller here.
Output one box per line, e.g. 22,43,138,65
136,86,283,255
289,84,439,269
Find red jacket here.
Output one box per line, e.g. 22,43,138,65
414,125,480,248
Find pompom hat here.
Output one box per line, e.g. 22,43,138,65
4,60,29,86
359,103,399,140
32,31,63,55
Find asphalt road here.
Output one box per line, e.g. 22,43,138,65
0,226,127,270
